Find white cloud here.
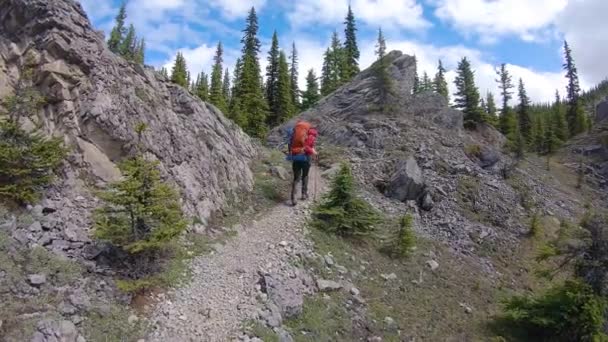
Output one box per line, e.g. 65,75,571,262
556,0,608,85
162,44,241,81
432,0,568,43
209,0,268,19
288,0,430,30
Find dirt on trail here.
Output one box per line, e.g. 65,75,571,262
147,165,326,342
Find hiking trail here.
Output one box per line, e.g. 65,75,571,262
148,166,326,342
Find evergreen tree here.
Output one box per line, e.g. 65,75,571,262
454,57,483,127
159,67,169,79
413,56,421,94
343,5,360,80
320,48,332,96
107,2,127,53
265,31,281,122
553,90,569,141
135,39,145,64
563,40,585,136
375,27,386,60
320,32,345,96
486,91,498,124
544,116,561,155
434,59,449,101
273,51,294,125
234,7,268,138
195,72,209,101
209,42,227,113
301,69,321,111
421,72,432,92
94,124,187,255
170,52,189,88
120,24,136,60
517,78,532,143
289,42,300,109
222,68,231,105
496,63,515,135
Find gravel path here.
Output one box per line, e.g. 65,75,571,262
148,167,325,342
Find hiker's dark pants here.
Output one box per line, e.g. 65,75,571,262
292,160,311,200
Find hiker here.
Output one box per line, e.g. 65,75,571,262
285,120,318,206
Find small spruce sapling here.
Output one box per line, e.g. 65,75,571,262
94,123,187,254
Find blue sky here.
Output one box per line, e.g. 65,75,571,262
79,0,607,104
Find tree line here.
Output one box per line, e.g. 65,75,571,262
107,3,145,64
158,6,361,139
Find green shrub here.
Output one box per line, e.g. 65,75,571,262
312,162,380,237
498,280,607,341
464,144,482,158
530,212,542,237
383,214,416,258
0,83,67,204
94,125,187,254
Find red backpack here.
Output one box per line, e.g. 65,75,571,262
290,121,311,155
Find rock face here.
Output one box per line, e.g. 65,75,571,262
387,157,426,202
0,0,255,233
596,98,608,123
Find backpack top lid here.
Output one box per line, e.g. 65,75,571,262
290,121,311,154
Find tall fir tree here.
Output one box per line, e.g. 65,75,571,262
553,90,569,141
301,69,321,111
159,67,169,79
434,59,449,101
120,24,136,60
107,2,127,53
235,7,268,138
517,78,532,143
170,52,189,88
320,32,345,96
265,31,281,123
563,40,586,136
485,91,498,125
209,42,227,113
454,57,483,127
496,63,515,135
343,5,360,81
273,51,295,125
421,72,432,92
195,72,209,102
222,68,231,105
289,42,300,109
413,56,421,94
375,27,386,60
135,39,145,64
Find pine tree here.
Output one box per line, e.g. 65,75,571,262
553,90,569,141
517,78,532,143
159,67,169,79
194,72,209,101
563,40,585,136
135,39,145,64
413,56,421,94
222,68,231,105
496,63,515,135
343,5,360,81
454,57,483,127
421,72,432,92
94,124,187,255
301,69,320,111
209,42,227,113
170,52,189,88
375,27,386,60
107,2,127,53
120,24,136,60
383,214,416,258
320,32,345,96
289,42,300,109
434,59,449,101
273,51,294,125
486,92,498,124
265,31,281,123
234,7,268,138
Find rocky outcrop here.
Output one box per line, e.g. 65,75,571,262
0,0,255,232
387,157,426,202
596,98,608,123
